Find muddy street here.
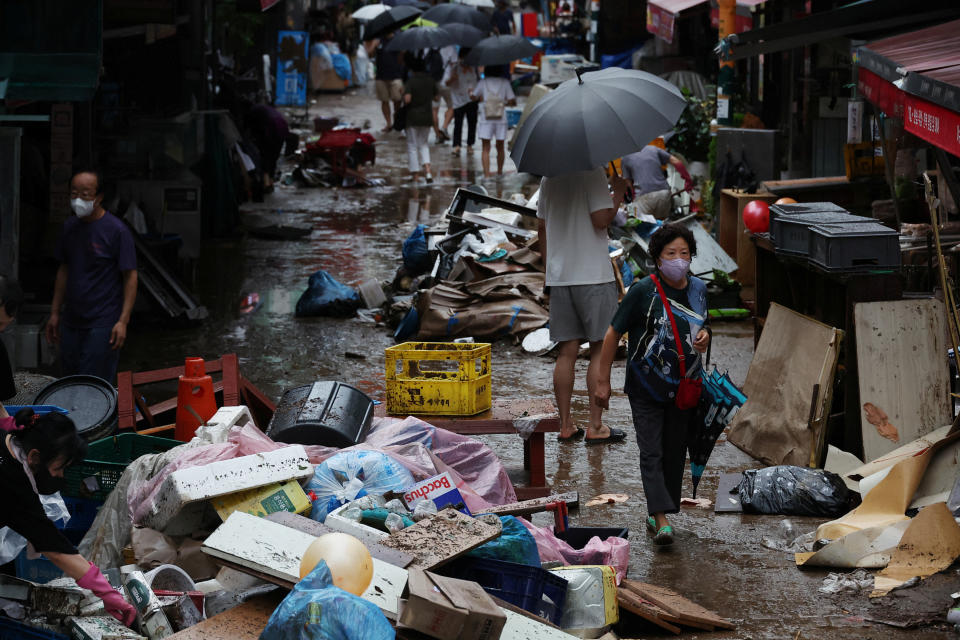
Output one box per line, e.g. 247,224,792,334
122,88,954,639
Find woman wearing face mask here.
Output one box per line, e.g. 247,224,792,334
593,224,710,546
0,409,136,626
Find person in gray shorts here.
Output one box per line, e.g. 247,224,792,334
537,167,629,444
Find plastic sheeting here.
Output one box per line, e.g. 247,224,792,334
520,519,631,583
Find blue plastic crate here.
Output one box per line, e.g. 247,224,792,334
0,617,68,640
438,557,567,625
62,496,101,537
14,525,87,584
3,405,68,416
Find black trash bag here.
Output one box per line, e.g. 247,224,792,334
737,466,856,517
295,270,361,317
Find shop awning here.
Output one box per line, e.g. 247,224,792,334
857,19,960,156
647,0,759,44
719,0,960,62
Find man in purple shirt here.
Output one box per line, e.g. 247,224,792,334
45,169,137,383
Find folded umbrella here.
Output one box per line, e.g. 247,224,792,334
687,365,747,498
422,3,491,30
464,34,538,66
387,25,456,52
351,3,389,21
365,5,422,40
510,67,686,177
441,23,486,47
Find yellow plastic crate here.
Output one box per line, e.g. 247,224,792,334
385,342,492,416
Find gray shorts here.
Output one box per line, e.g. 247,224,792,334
548,282,619,343
636,188,672,219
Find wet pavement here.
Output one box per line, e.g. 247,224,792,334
124,88,956,639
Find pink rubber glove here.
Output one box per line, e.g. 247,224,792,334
0,416,15,433
77,562,137,627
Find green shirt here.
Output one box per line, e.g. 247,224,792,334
404,73,437,128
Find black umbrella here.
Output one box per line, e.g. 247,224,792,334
366,5,422,40
387,26,456,52
464,35,538,67
440,23,486,47
422,3,491,30
385,0,427,6
688,363,747,497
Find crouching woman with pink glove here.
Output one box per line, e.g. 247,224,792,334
0,409,136,626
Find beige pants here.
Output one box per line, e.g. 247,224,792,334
636,189,673,220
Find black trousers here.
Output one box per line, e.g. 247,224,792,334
627,389,692,515
453,101,478,148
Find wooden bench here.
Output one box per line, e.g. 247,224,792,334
375,398,560,500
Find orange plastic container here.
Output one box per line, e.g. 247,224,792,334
174,357,217,441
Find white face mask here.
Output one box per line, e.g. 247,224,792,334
71,197,95,218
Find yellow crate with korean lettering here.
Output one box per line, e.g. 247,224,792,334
385,342,491,416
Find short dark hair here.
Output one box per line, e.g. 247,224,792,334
648,223,697,263
12,409,88,468
0,275,23,318
404,51,426,72
485,65,509,78
71,167,103,194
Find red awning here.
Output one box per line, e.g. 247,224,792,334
858,19,960,155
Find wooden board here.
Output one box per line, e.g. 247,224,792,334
483,492,579,517
854,299,952,462
265,512,415,568
726,303,843,467
621,580,736,631
616,590,681,635
714,472,743,513
378,509,502,570
167,592,283,639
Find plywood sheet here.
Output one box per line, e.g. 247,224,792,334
484,492,579,517
855,299,952,462
727,303,842,466
871,502,960,597
616,590,682,635
621,580,735,630
378,509,502,570
167,592,283,639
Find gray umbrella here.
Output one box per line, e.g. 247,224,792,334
422,3,491,30
386,26,457,51
510,67,687,177
441,23,486,47
464,35,539,66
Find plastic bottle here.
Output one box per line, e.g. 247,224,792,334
384,499,409,515
342,505,363,523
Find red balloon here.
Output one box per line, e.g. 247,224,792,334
743,200,770,233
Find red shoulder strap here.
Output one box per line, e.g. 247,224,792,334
650,274,687,378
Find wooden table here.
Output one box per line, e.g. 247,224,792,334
375,398,560,500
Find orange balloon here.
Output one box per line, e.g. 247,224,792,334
774,197,797,205
300,533,373,595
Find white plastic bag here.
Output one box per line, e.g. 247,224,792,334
0,492,71,564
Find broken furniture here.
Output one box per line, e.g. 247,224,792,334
715,189,777,300
752,235,902,459
117,354,276,434
617,579,736,634
375,398,561,500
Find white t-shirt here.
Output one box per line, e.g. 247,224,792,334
445,63,479,109
536,167,615,286
473,77,515,123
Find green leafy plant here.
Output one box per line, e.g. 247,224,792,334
667,90,716,162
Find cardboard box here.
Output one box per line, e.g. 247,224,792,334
399,569,505,640
211,479,312,520
402,472,471,515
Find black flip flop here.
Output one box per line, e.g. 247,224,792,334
557,428,585,442
585,428,627,445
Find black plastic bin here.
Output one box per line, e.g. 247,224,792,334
32,375,117,441
556,526,629,549
266,381,374,448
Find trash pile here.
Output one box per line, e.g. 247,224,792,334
295,182,744,351
1,402,738,639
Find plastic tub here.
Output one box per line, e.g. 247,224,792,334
266,381,374,448
556,527,629,550
0,617,69,640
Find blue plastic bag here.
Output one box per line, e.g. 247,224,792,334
304,450,415,522
401,225,431,275
465,516,541,566
295,270,361,317
260,560,395,640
